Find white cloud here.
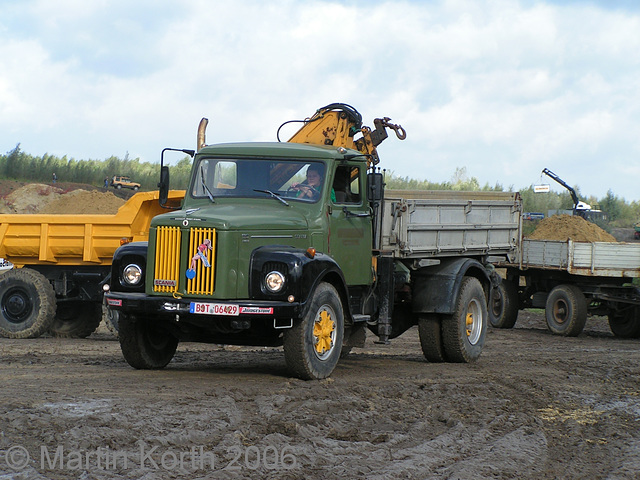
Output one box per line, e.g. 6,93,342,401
0,0,639,200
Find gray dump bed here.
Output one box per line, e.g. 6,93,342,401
380,190,521,261
519,239,640,278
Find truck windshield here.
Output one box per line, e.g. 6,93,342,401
191,158,326,203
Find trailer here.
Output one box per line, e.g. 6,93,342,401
490,237,640,337
0,190,184,338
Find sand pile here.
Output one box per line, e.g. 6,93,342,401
527,214,617,242
40,190,125,214
0,184,126,214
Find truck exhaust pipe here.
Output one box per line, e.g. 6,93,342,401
197,118,209,151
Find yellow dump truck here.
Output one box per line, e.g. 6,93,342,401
0,190,184,338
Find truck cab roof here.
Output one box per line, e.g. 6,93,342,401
197,142,359,160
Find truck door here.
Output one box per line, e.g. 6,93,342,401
327,164,373,286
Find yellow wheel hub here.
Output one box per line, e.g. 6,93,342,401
466,312,474,337
313,310,335,355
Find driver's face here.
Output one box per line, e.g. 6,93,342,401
306,170,321,186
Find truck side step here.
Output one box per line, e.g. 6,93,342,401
352,314,370,323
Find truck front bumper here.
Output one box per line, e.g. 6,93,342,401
104,291,303,322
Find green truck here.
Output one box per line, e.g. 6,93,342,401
104,104,520,379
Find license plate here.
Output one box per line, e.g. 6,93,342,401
189,302,239,316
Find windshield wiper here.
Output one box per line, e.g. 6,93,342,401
253,189,290,206
200,165,215,203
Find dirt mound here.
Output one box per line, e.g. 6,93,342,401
0,183,125,214
527,214,617,242
40,189,125,214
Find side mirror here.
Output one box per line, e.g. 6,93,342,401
367,172,384,203
159,148,194,208
158,166,170,207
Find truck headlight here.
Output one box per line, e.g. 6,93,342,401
265,271,285,293
123,264,143,285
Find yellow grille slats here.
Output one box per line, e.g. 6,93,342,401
186,227,216,295
153,226,215,295
153,226,181,293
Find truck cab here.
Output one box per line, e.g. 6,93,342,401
106,142,375,379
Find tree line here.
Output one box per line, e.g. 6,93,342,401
2,145,638,227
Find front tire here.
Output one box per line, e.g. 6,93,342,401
283,282,344,380
49,301,102,338
441,277,487,363
545,284,587,336
489,280,519,329
0,268,56,338
118,313,178,369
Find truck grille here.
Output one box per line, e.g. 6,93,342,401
154,226,181,293
153,226,216,295
186,227,216,295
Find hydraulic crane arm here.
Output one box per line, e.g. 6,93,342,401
541,168,581,211
282,103,406,167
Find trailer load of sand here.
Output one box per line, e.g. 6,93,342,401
526,214,616,243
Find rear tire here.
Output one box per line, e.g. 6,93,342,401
119,314,178,369
608,306,640,338
283,282,344,380
545,284,587,336
49,301,102,338
418,313,447,362
489,280,519,329
441,277,487,363
0,268,56,338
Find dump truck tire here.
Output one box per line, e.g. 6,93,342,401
418,314,447,362
49,301,102,338
608,307,640,338
119,313,178,369
441,277,487,363
489,280,519,329
0,268,56,339
545,284,587,336
283,282,344,380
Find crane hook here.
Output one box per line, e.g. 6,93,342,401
380,117,407,140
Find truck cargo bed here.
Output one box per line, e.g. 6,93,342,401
0,190,184,266
380,190,521,261
519,239,640,278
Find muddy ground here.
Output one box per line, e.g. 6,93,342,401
0,311,639,480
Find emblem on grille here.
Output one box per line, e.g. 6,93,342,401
186,238,213,279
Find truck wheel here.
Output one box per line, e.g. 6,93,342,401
0,268,56,339
418,313,447,362
118,313,178,369
49,301,102,338
103,306,120,337
608,307,640,338
116,184,122,189
489,280,519,329
133,186,139,191
283,282,344,380
441,277,487,363
545,284,587,336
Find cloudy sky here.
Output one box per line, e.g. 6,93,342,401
1,0,640,201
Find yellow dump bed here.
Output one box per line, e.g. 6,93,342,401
0,190,185,267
